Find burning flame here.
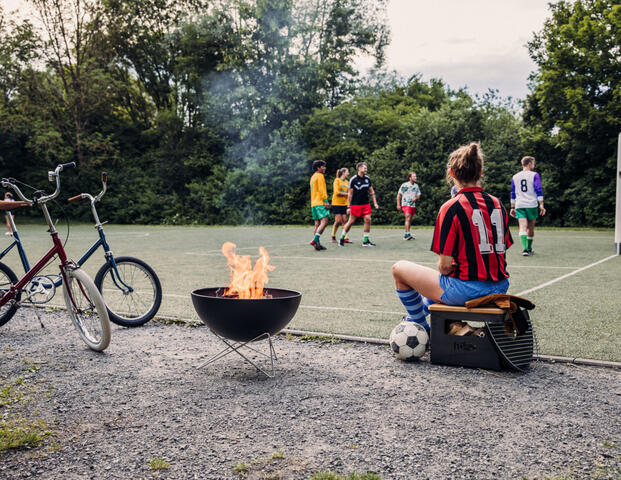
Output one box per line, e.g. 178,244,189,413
222,242,275,299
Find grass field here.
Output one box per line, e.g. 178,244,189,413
2,221,620,362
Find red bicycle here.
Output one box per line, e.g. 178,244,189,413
0,163,111,351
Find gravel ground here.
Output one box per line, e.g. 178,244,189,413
1,309,620,480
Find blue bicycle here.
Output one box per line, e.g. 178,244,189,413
1,173,162,327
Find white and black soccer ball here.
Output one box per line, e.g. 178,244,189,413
389,321,429,361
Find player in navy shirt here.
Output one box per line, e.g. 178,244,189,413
338,162,380,247
391,143,512,333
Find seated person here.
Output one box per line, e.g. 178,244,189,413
391,142,513,333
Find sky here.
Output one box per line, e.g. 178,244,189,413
373,0,554,100
1,0,554,100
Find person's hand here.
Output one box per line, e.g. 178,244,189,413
324,201,330,209
374,203,380,210
509,208,516,218
396,205,401,212
539,205,546,216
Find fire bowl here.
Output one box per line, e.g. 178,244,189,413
191,287,302,342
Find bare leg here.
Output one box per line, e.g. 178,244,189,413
317,216,329,234
404,212,411,233
331,214,344,239
527,219,536,237
363,214,371,235
392,261,444,302
342,214,357,236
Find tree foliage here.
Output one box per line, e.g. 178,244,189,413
525,0,621,226
0,1,618,228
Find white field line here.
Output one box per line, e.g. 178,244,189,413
184,251,578,269
161,292,403,315
516,254,618,297
183,233,399,255
143,255,619,313
66,232,151,239
298,305,403,315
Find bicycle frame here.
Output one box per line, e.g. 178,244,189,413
0,229,70,307
1,198,133,294
0,214,31,272
0,163,92,312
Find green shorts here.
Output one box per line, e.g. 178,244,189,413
515,207,539,220
311,205,330,220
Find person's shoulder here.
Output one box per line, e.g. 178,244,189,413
481,190,506,207
438,196,460,215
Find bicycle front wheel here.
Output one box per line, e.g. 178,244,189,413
94,256,162,327
0,262,20,327
63,268,111,351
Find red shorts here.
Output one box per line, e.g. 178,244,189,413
401,206,416,215
350,204,372,217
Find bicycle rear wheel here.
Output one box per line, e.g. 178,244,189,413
63,267,111,351
0,262,20,327
94,256,162,327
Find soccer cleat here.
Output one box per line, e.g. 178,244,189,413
522,250,529,256
362,240,376,247
338,237,345,247
527,249,534,256
404,234,415,240
343,238,352,243
331,236,337,243
310,240,323,251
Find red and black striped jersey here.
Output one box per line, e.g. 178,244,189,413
431,187,513,282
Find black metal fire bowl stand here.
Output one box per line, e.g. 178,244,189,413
191,287,302,377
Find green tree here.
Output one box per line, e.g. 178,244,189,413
525,0,621,226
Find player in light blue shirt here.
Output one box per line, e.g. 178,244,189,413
510,156,546,255
396,172,421,240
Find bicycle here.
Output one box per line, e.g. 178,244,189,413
66,172,162,327
0,173,162,328
0,163,111,351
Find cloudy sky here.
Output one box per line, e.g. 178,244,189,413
2,0,554,99
377,0,554,99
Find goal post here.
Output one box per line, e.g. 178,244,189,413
616,132,621,255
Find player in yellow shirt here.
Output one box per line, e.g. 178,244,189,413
330,167,351,243
309,160,330,250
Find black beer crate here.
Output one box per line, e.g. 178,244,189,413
428,303,535,372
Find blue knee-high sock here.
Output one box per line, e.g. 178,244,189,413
396,288,430,333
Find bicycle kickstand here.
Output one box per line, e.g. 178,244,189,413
26,299,46,329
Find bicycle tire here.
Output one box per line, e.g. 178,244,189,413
0,261,20,327
94,256,162,327
63,267,111,351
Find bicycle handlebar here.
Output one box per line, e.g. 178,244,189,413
66,172,108,226
1,163,76,205
1,178,33,205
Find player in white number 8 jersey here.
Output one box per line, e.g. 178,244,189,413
510,156,546,256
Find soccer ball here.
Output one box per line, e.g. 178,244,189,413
389,321,429,361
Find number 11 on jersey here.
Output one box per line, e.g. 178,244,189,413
471,209,505,254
